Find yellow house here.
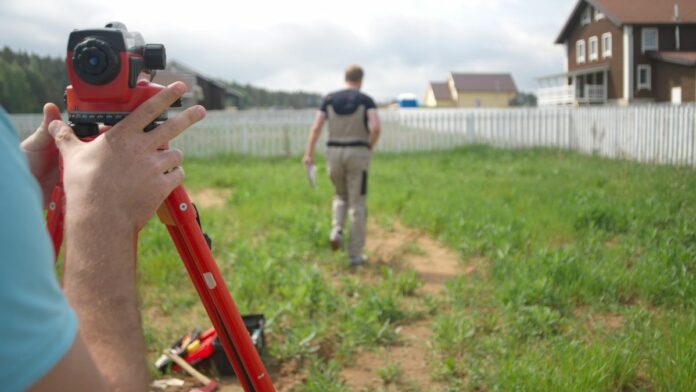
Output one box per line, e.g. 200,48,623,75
424,81,456,107
425,72,518,108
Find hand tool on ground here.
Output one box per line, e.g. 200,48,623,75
165,351,219,392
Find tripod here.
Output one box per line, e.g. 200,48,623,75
45,130,276,392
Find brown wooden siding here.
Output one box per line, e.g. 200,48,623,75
567,15,623,100
654,62,696,102
632,26,678,62
679,25,696,50
658,25,678,51
632,25,690,100
633,26,658,99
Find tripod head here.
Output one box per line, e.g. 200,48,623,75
65,22,173,137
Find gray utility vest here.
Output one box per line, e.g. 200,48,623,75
327,105,370,147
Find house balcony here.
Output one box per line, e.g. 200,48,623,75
537,65,609,107
537,84,606,106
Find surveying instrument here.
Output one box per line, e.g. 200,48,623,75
45,22,275,392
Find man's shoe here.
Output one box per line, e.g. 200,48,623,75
329,229,342,251
349,255,367,268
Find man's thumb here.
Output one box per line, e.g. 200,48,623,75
42,103,62,125
49,120,77,151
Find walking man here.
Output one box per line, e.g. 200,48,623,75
303,65,381,267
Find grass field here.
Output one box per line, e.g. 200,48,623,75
138,146,696,391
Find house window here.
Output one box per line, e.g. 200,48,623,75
594,9,605,21
637,65,651,90
641,28,658,53
589,36,599,61
576,40,586,63
581,7,592,25
602,32,612,58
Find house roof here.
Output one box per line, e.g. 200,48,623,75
450,73,517,93
555,0,696,44
649,51,696,66
429,82,453,101
151,71,197,93
157,60,242,97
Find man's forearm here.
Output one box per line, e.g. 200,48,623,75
305,126,321,156
62,207,148,390
367,110,381,150
370,127,381,149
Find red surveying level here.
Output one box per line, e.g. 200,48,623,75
45,22,275,392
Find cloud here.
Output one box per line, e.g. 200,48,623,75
0,0,575,101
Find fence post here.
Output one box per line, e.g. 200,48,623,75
283,125,290,157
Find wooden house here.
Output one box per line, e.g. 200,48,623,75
153,60,242,110
538,0,696,106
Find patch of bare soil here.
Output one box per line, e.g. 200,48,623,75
151,355,303,392
150,220,479,391
340,221,479,391
212,356,304,392
594,313,624,331
369,221,479,294
189,188,232,209
341,320,440,391
575,308,625,333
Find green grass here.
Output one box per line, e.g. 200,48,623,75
137,145,696,390
376,359,404,386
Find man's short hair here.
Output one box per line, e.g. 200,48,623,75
345,65,364,83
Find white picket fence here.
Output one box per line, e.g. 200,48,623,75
9,105,696,166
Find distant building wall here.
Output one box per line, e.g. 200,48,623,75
566,12,623,100
423,86,454,108
654,62,696,103
424,88,436,107
457,92,516,108
195,76,226,110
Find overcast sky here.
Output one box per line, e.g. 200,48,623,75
0,0,576,102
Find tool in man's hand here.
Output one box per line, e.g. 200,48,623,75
165,351,219,392
306,163,317,188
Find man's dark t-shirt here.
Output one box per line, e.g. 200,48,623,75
319,89,376,128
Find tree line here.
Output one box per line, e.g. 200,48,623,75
0,46,322,113
0,47,69,113
227,81,322,110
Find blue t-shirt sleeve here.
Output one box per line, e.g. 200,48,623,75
0,109,78,392
319,94,331,114
363,94,377,111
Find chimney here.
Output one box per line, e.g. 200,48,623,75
675,3,681,50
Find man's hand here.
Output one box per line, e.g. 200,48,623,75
302,153,313,168
21,103,62,207
49,82,206,232
36,82,206,391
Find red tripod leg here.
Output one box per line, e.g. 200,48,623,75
157,186,275,392
162,221,252,391
46,181,65,262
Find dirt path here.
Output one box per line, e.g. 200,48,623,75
338,221,468,391
151,194,468,391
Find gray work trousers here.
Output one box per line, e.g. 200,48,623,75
326,146,371,258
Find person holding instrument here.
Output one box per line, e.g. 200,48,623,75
0,82,206,391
